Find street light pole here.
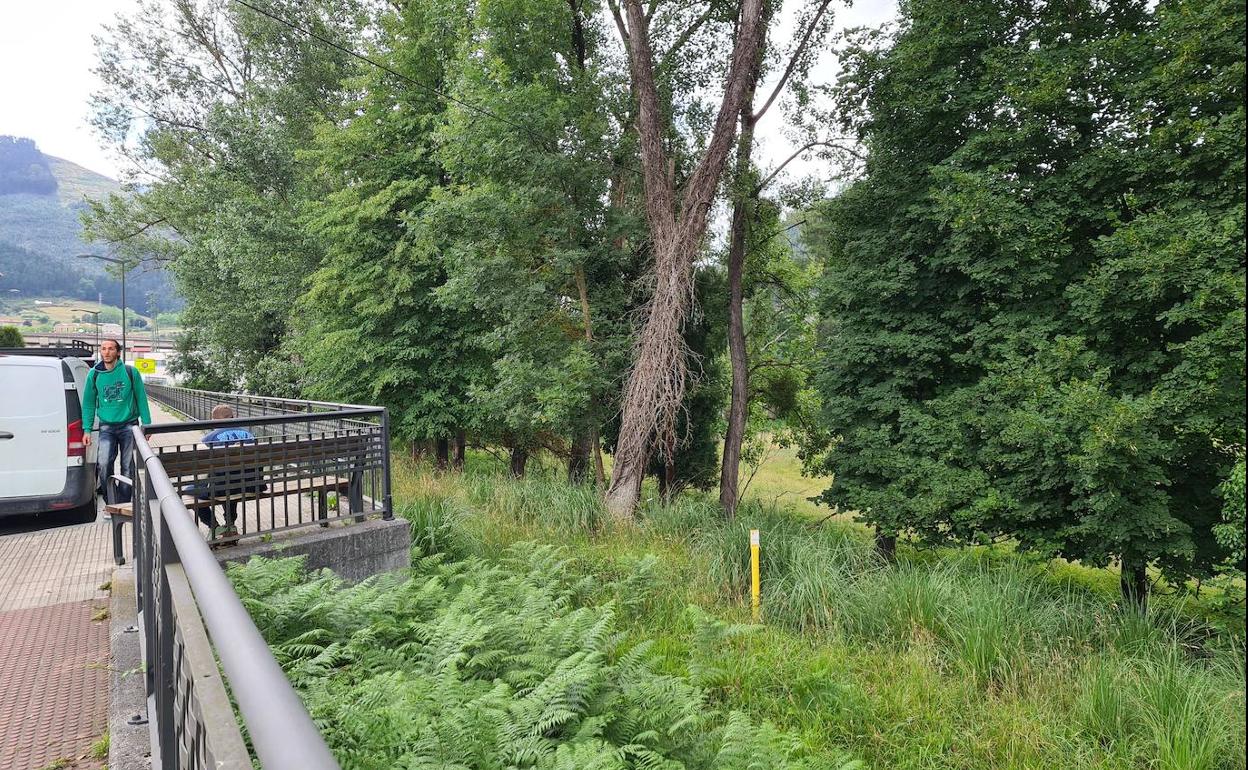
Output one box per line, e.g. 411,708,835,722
72,308,101,351
77,254,128,359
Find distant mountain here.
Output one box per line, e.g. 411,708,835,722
0,136,177,314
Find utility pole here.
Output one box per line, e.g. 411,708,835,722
77,254,129,358
147,291,158,353
72,307,101,351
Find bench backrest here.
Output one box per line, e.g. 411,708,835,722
156,432,378,483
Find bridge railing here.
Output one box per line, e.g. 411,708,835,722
130,425,340,770
142,384,392,545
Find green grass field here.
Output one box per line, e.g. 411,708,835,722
236,452,1245,770
0,296,171,335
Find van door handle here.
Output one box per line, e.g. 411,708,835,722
0,432,13,440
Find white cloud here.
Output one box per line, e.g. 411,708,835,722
0,0,900,186
0,0,135,178
753,0,899,187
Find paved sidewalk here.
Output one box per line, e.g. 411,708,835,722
0,400,352,769
0,402,184,770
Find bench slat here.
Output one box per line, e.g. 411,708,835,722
104,475,351,517
157,436,376,477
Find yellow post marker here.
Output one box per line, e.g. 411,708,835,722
750,528,761,621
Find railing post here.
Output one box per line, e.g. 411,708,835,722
133,443,146,615
156,507,178,769
380,409,393,520
139,469,155,700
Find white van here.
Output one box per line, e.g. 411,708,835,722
0,348,98,520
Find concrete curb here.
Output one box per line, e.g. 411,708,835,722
214,516,411,582
108,566,151,770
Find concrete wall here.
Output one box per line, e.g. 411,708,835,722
213,516,411,583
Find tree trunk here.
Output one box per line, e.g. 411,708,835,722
510,446,529,479
453,430,466,471
605,0,767,520
410,439,426,463
1120,557,1149,614
569,430,593,483
875,531,897,562
435,437,450,472
719,52,763,520
569,265,606,488
604,235,691,517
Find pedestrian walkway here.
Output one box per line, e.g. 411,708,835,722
0,402,184,770
0,398,365,769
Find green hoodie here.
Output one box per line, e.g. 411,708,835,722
82,362,153,430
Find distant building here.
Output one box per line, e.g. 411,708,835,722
54,322,85,334
0,317,22,326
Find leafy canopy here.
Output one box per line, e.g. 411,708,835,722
804,0,1246,582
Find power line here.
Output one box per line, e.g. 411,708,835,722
230,0,643,180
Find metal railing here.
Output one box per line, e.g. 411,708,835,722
143,385,392,544
131,426,340,769
147,383,378,425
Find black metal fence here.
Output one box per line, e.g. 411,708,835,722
143,385,392,545
131,425,340,769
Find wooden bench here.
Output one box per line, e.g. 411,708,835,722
106,433,376,565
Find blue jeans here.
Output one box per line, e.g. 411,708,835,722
191,500,239,531
97,422,137,504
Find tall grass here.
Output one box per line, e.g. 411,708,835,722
1077,646,1246,770
465,473,605,533
388,458,1247,770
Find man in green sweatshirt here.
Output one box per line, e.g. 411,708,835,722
82,338,153,504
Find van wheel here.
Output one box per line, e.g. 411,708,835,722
66,499,99,524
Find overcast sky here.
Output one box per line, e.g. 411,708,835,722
0,0,896,182
0,0,131,177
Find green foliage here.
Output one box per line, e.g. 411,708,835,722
86,0,371,389
1078,649,1245,770
167,328,240,392
385,460,1247,768
805,0,1246,586
1214,447,1246,567
424,0,641,454
90,732,110,760
153,311,181,329
0,325,22,347
464,474,608,533
230,549,853,769
295,0,483,441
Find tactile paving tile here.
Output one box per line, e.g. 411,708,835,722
0,523,117,612
0,600,109,770
0,402,192,770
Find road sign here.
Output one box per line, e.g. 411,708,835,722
133,357,157,374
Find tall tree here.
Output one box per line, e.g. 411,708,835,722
430,0,637,481
85,0,368,392
806,0,1245,604
604,0,769,518
296,0,484,448
718,0,840,517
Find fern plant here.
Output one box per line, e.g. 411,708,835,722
229,548,863,770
